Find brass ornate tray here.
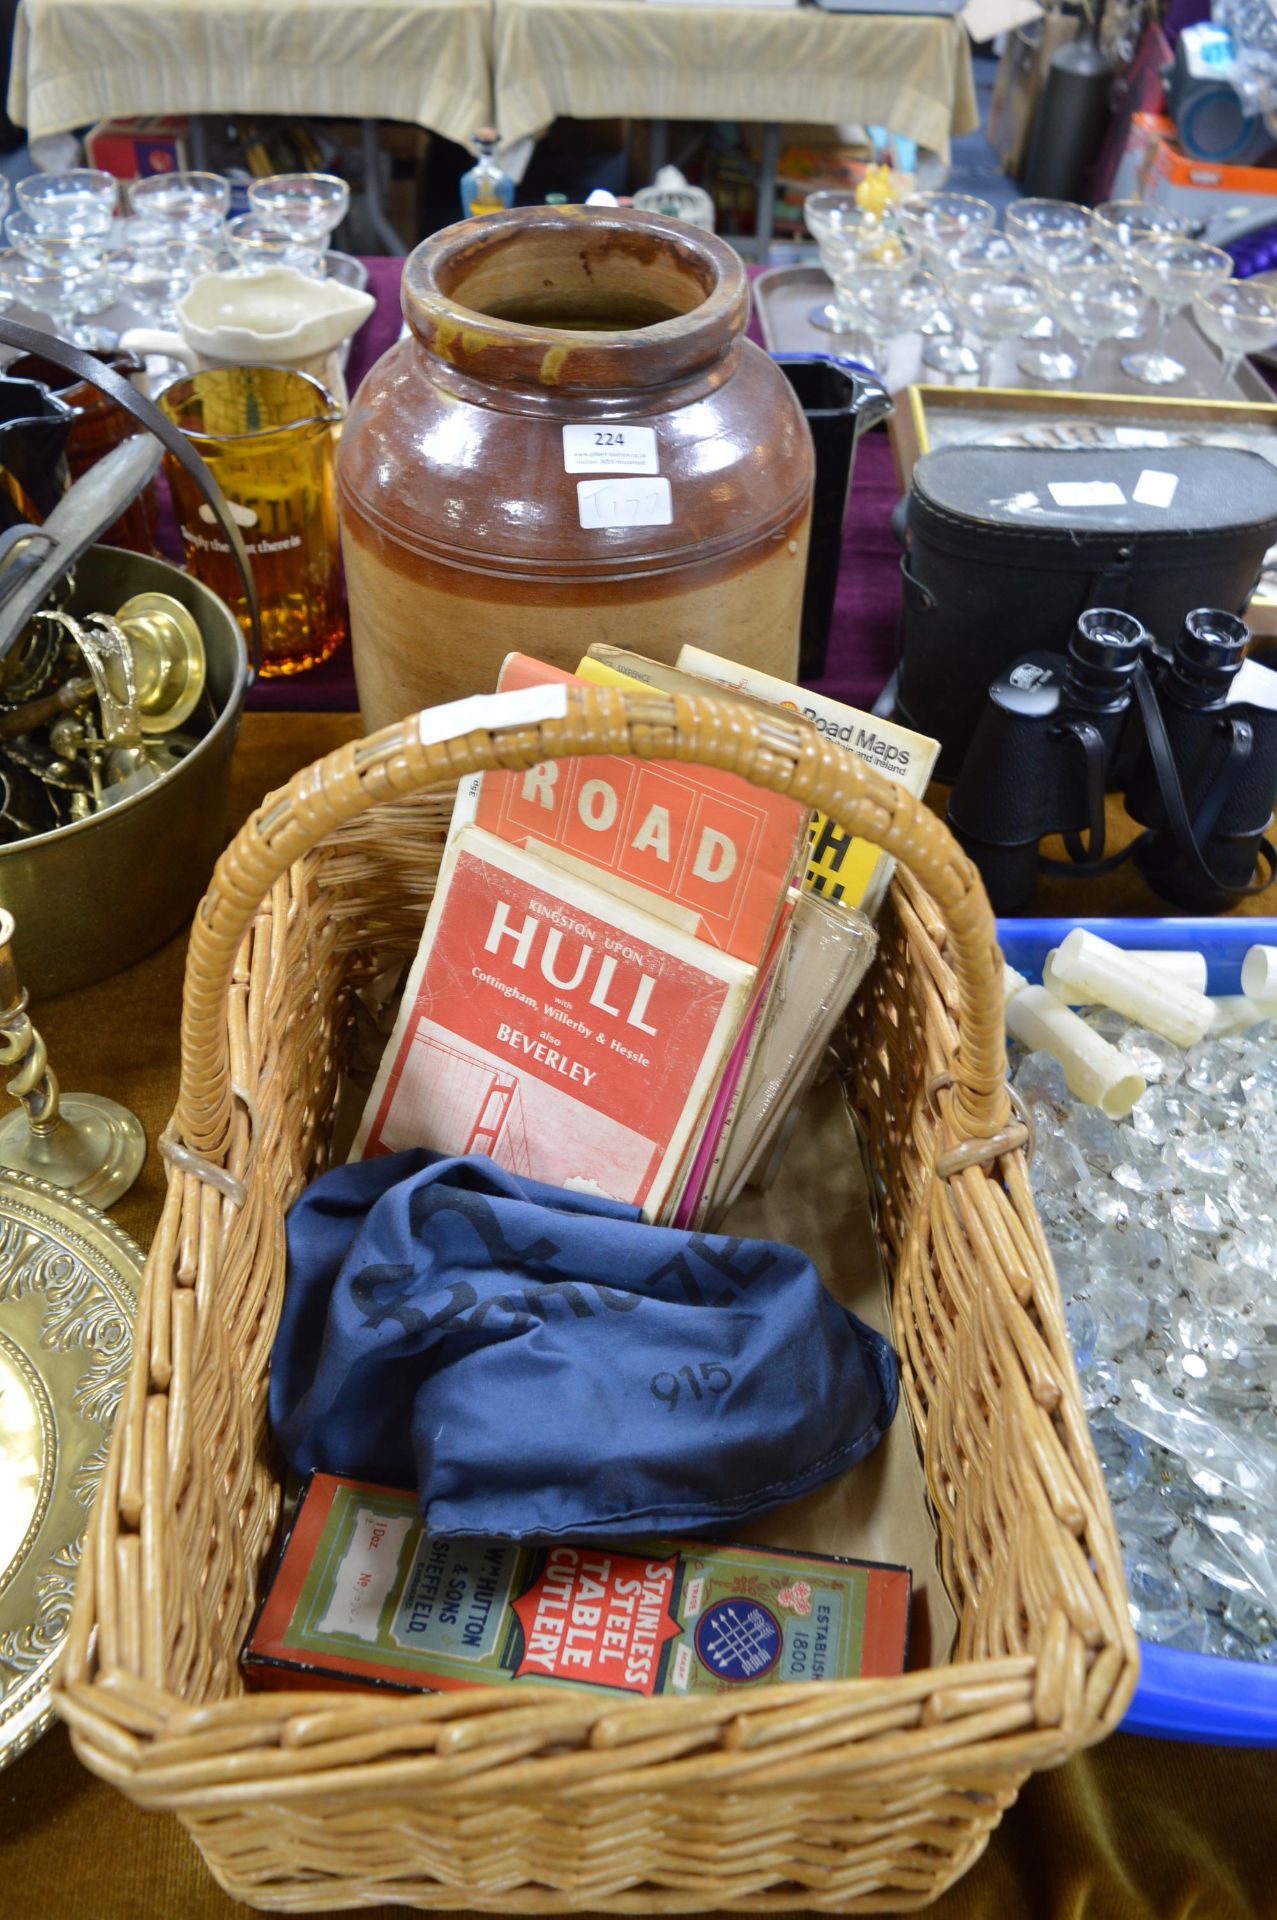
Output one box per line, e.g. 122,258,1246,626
0,1170,140,1768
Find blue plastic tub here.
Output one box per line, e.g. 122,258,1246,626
998,916,1277,1747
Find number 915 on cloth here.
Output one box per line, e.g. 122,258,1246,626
651,1363,732,1410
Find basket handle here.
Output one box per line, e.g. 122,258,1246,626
174,685,1009,1162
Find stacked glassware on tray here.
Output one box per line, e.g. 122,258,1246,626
802,187,1277,393
0,167,355,348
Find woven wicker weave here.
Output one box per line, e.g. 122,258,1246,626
55,686,1138,1912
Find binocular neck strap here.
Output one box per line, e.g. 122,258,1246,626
1131,664,1276,900
1057,718,1110,868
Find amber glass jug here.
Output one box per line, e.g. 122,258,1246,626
338,207,814,727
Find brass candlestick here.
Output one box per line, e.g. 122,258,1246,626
0,909,145,1207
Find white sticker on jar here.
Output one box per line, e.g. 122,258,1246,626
563,424,659,474
577,477,673,529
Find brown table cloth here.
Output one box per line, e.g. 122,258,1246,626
1,710,1275,1916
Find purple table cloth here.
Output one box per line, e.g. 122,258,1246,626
245,255,901,716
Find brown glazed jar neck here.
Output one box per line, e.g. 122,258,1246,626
402,206,751,400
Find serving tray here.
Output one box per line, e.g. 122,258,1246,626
753,263,1274,404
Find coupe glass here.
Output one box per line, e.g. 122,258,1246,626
1005,198,1093,381
16,168,116,236
1051,236,1147,333
6,208,109,284
830,230,916,307
1053,264,1148,382
4,210,117,346
1192,278,1277,390
224,213,326,278
802,190,889,330
952,230,1020,269
65,264,120,346
832,250,938,378
1093,199,1188,255
898,191,996,371
1005,197,1092,257
113,214,176,252
0,251,106,346
923,231,1021,376
247,173,349,248
108,241,218,326
947,265,1046,384
129,171,229,239
1122,237,1234,385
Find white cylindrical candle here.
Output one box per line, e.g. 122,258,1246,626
1043,946,1207,1004
1006,984,1147,1118
1005,962,1029,1001
1241,945,1277,1004
1047,929,1214,1049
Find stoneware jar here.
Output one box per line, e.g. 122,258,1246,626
338,207,814,727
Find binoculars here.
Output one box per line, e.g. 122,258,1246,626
947,606,1277,914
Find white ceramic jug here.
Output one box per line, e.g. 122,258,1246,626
120,266,375,411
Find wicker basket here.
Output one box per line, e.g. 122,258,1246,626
55,686,1139,1913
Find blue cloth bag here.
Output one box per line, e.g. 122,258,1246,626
271,1150,898,1540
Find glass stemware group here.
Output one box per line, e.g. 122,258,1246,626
897,192,996,374
0,165,349,349
809,189,1268,395
1004,198,1094,381
3,168,1269,397
801,190,894,331
2,172,117,347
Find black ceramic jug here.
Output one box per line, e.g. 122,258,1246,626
0,374,73,531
